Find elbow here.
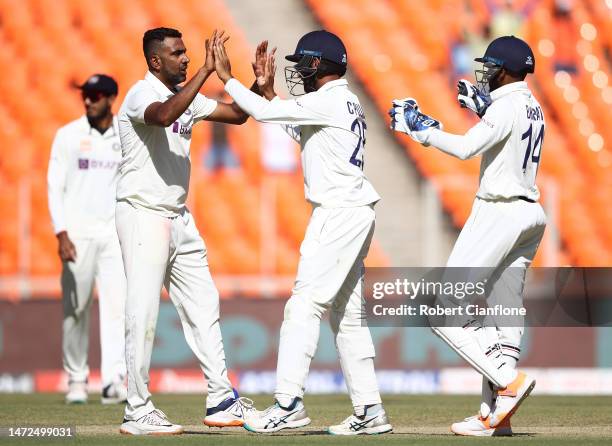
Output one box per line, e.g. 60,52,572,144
150,108,176,127
456,147,477,160
158,114,176,128
236,113,249,125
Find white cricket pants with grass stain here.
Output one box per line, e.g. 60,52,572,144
62,234,127,388
115,201,234,420
275,204,382,409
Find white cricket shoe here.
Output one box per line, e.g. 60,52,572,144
451,414,512,436
65,381,87,404
489,370,536,428
243,399,311,433
203,390,258,427
101,380,127,405
328,405,393,435
120,409,183,436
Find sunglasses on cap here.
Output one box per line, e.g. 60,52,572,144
81,90,107,102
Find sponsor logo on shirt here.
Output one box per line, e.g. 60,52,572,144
170,108,193,136
77,158,120,170
171,121,192,136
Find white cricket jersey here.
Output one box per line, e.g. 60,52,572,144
117,71,217,217
428,81,544,201
47,115,122,238
225,78,380,207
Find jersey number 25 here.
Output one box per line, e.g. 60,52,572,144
350,118,367,169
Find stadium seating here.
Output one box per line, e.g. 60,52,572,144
308,0,612,266
0,0,390,296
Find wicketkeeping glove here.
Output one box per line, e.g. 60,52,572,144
457,79,491,118
389,97,442,145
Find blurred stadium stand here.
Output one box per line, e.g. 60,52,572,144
0,0,611,300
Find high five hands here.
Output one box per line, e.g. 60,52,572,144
209,29,276,97
252,40,277,100
204,29,228,75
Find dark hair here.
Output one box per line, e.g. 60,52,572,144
143,27,182,61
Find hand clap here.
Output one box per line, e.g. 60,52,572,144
212,30,232,83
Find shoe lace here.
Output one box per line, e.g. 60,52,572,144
261,402,281,417
234,397,256,414
141,409,169,425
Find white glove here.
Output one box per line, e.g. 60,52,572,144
457,79,491,118
389,97,442,145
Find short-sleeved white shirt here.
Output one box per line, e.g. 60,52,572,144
117,71,217,216
47,116,122,238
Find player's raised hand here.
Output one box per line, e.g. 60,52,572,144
389,97,442,145
204,29,220,73
261,47,277,100
213,31,233,83
457,79,491,118
252,40,268,80
57,231,77,262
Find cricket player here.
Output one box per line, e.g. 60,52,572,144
213,31,393,435
390,36,546,436
47,74,127,405
115,28,262,435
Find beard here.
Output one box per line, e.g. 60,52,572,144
162,65,187,88
86,103,110,120
488,70,503,92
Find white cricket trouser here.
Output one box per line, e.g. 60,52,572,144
447,197,546,352
115,201,234,420
434,197,546,391
62,234,127,388
275,204,382,409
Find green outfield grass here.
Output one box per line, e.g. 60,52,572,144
0,393,611,445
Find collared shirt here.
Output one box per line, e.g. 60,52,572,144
47,115,122,238
428,81,544,201
225,78,380,208
116,71,217,217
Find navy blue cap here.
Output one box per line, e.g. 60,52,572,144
475,36,535,74
286,30,347,66
78,74,118,95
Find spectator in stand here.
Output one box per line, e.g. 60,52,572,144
487,0,536,38
204,91,240,171
551,0,579,74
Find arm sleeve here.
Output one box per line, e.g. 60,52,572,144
124,86,160,124
282,124,301,142
192,93,218,122
426,102,513,160
47,130,68,234
224,78,331,125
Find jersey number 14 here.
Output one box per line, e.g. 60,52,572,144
521,123,544,173
350,118,367,169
